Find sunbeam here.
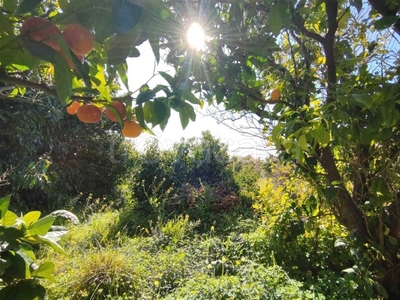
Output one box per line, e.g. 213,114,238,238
187,22,206,51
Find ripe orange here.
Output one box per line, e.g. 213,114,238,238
66,100,82,114
66,105,77,115
270,89,281,100
122,120,142,138
76,104,102,123
62,23,94,56
70,101,82,110
21,17,62,50
105,101,126,122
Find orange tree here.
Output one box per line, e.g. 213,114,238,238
0,0,201,131
158,0,400,298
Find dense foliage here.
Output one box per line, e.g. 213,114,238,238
42,165,375,299
119,131,254,234
0,95,134,213
0,195,74,299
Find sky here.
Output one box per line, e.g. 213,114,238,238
125,41,273,158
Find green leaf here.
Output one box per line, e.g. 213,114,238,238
350,94,374,110
143,101,155,125
338,9,351,29
0,195,10,220
373,282,388,299
3,0,18,12
298,135,308,151
2,210,18,226
135,104,146,128
183,102,196,121
22,212,41,227
34,235,66,255
159,71,175,86
136,90,155,104
153,99,168,125
312,123,330,147
271,123,285,147
179,110,190,129
0,280,46,299
28,215,55,236
21,37,57,64
216,89,225,104
116,63,129,91
183,91,201,105
58,0,69,11
370,178,391,200
324,186,339,204
159,102,171,131
267,6,283,36
32,261,56,282
53,53,73,105
148,26,160,63
0,227,24,243
373,15,398,30
15,0,42,14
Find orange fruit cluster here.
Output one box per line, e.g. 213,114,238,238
21,17,94,69
65,101,142,138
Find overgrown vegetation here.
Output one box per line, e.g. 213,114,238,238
6,135,374,299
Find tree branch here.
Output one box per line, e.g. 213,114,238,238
292,10,325,44
0,71,118,103
323,0,338,104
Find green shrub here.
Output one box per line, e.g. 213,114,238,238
165,264,321,299
118,132,253,235
46,243,192,299
61,211,121,251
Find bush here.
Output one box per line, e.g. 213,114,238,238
0,96,136,213
165,264,321,299
118,132,253,235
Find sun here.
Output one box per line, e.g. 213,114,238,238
187,22,206,51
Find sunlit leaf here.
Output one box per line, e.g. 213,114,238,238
31,261,56,282
0,195,10,220
22,211,41,227
28,215,55,236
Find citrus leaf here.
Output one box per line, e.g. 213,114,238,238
153,99,168,125
267,6,283,36
298,134,308,151
15,0,42,14
179,110,190,129
53,53,73,105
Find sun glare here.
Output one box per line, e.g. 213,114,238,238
187,22,206,51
